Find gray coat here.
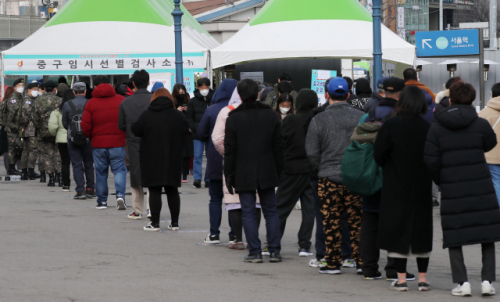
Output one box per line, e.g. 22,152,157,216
118,89,152,187
306,102,364,179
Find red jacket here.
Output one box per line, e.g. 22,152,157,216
81,84,126,148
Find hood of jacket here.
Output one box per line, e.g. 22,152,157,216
193,88,214,103
295,89,319,114
260,87,274,102
92,84,117,98
151,82,164,93
149,96,174,112
435,89,449,104
211,79,237,105
355,79,372,95
379,97,397,108
228,88,242,106
487,96,500,111
434,104,478,130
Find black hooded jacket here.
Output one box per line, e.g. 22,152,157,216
186,89,214,140
424,104,500,248
282,89,318,175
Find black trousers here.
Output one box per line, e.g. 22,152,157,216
182,156,190,177
277,173,316,250
229,208,262,242
149,186,181,227
360,211,397,277
57,143,71,186
449,243,496,284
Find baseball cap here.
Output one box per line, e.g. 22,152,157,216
383,77,405,93
327,77,349,96
73,82,87,91
377,77,389,90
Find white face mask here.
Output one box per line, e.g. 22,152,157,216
16,87,24,94
200,89,209,97
31,91,39,97
280,107,290,114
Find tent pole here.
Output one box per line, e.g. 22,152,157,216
1,52,4,101
372,0,383,91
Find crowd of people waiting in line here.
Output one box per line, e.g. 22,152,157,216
1,68,500,297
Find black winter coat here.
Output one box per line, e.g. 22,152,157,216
175,96,194,157
224,101,285,192
424,104,500,248
374,114,433,254
186,89,214,140
131,97,189,188
431,97,450,122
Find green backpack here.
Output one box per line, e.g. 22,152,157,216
341,121,383,196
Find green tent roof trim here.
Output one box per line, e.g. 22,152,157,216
46,0,210,36
249,0,372,26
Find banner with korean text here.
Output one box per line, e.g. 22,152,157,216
3,52,206,75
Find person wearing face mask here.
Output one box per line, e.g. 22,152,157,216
118,69,152,220
274,93,294,121
2,78,25,176
19,82,41,180
186,77,214,189
172,84,194,183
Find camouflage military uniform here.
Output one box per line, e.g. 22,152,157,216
33,92,61,174
2,91,24,164
20,95,38,169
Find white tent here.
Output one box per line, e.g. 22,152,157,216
211,0,415,68
2,0,219,77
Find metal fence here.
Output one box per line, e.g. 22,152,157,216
0,15,45,39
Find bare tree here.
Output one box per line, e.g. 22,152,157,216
455,0,500,32
382,0,397,32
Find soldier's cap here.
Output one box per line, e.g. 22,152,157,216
73,82,87,91
13,78,24,87
383,77,406,93
27,82,40,89
44,80,58,89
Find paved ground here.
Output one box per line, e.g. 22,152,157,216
0,155,499,302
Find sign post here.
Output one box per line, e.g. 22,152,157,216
479,29,485,108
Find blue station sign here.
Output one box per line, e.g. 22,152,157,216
416,29,480,57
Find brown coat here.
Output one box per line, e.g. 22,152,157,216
406,80,435,103
479,96,500,164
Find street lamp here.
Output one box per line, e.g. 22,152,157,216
172,0,184,86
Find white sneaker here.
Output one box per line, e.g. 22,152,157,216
309,258,327,268
143,222,160,232
482,281,495,296
116,197,126,210
342,259,356,268
452,282,472,297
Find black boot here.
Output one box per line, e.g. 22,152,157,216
54,173,60,184
28,168,40,180
47,173,55,187
21,169,29,180
58,173,63,187
8,164,22,176
39,172,46,183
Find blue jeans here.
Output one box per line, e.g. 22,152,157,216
240,188,281,255
209,180,234,238
193,140,208,182
489,164,500,206
92,147,127,204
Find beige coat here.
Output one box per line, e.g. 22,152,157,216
479,96,500,164
212,104,241,204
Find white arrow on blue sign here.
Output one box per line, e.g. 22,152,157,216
416,29,479,57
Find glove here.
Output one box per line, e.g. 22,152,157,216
226,177,235,195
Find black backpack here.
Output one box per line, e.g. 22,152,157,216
68,100,88,146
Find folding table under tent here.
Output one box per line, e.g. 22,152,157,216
1,0,220,94
211,0,416,69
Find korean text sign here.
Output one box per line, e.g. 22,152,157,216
416,29,479,57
